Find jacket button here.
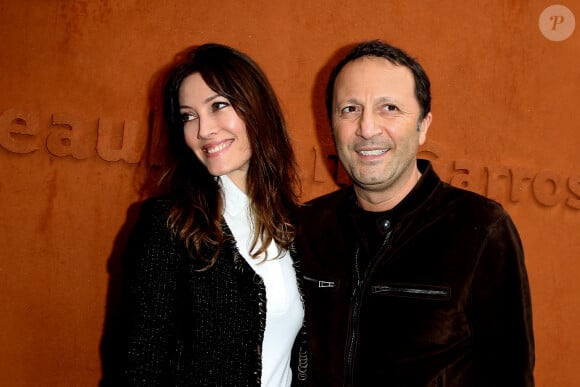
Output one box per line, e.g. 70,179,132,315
382,219,391,231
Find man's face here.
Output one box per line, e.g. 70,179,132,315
332,56,431,196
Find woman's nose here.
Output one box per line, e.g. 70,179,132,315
197,115,218,139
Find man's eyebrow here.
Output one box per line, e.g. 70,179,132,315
336,97,362,105
375,96,398,103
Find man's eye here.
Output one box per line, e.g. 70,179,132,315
340,105,360,115
383,104,398,112
180,113,197,123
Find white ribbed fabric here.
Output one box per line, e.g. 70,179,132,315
220,175,304,387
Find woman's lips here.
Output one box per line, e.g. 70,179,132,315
203,139,234,156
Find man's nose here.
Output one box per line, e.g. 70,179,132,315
356,108,381,139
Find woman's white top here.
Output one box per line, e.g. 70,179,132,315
220,175,304,387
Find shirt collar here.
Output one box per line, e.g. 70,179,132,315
220,175,249,218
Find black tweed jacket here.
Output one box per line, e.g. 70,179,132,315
120,197,307,386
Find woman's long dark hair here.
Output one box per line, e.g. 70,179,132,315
160,43,300,268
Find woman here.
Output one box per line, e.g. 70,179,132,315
122,43,307,386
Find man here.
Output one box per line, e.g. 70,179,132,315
296,40,534,386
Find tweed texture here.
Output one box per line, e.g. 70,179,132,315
121,198,306,386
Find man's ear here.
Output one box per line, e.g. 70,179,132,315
418,112,432,145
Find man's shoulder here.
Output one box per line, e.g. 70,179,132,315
300,186,353,213
295,187,354,233
418,158,505,216
435,181,510,223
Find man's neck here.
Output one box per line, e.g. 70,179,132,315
354,167,422,212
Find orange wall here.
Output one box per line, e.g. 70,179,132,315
1,1,578,385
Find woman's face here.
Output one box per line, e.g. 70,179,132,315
178,72,252,192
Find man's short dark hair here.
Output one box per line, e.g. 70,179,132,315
325,40,431,124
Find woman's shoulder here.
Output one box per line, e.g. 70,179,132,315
123,195,175,240
138,194,173,218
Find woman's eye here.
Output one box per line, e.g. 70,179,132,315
180,113,197,123
212,101,230,111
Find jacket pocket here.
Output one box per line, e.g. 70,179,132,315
371,283,451,301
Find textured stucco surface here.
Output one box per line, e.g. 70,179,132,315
0,1,578,385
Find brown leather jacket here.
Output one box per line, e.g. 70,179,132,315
296,160,534,386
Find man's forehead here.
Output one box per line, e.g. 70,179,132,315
333,58,416,97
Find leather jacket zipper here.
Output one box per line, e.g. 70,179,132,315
345,230,393,386
344,247,362,387
371,285,450,298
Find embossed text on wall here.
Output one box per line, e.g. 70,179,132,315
0,109,145,163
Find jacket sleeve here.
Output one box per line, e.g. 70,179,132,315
471,211,535,386
120,199,180,386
